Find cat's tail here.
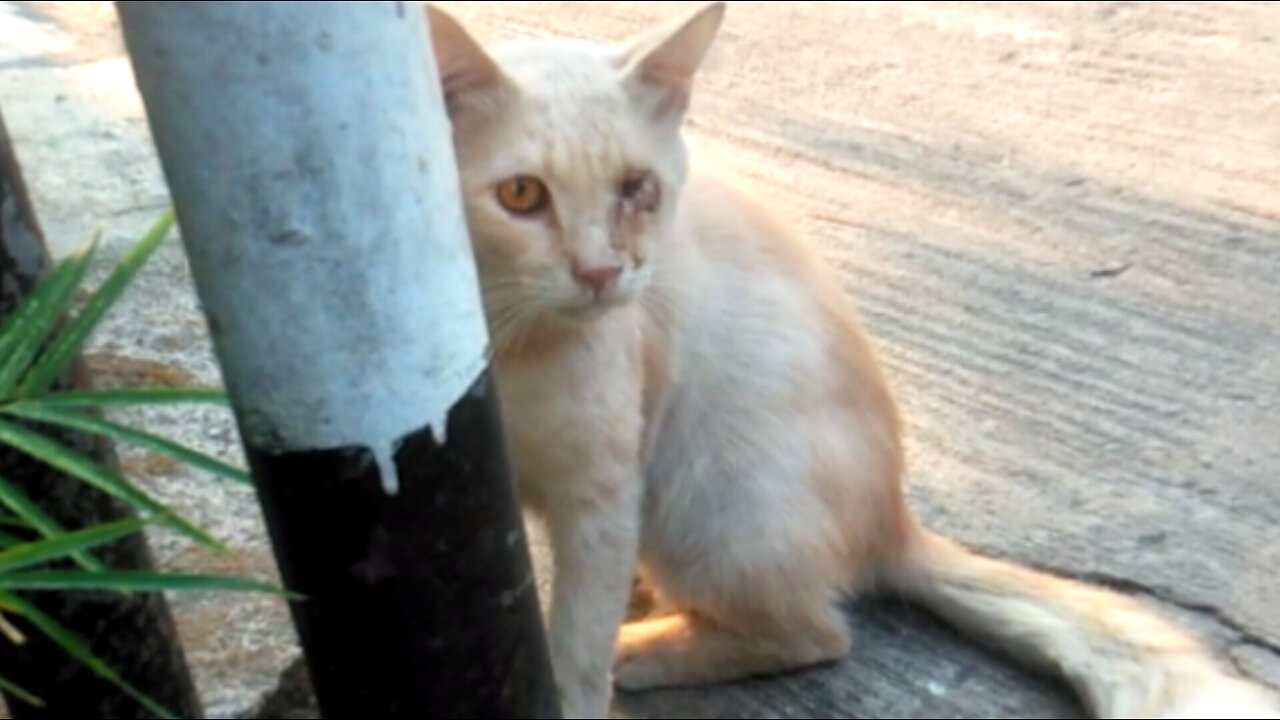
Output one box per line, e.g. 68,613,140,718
884,527,1280,719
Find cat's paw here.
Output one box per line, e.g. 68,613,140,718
613,647,670,691
612,617,686,691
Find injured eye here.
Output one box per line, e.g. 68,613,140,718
619,172,660,213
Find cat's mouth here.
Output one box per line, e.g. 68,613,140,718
554,292,629,321
548,276,645,321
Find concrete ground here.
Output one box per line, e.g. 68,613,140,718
1,1,1277,717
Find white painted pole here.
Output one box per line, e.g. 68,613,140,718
117,0,486,494
114,2,560,716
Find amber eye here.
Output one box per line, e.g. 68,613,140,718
495,175,550,215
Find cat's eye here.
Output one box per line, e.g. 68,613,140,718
620,176,647,199
495,175,550,216
619,172,659,213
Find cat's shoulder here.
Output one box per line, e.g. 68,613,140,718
678,150,822,271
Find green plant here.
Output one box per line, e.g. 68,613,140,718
0,211,291,717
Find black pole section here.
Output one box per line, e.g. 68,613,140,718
114,3,560,718
0,109,204,718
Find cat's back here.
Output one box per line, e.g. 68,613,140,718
642,155,904,560
653,155,878,390
668,156,853,330
653,152,896,428
678,159,828,279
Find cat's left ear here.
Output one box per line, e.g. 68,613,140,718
616,2,726,121
424,4,506,109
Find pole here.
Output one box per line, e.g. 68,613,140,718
113,2,560,718
0,108,203,718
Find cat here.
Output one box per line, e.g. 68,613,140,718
423,2,1280,719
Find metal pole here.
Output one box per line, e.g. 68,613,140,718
0,108,203,718
113,2,560,718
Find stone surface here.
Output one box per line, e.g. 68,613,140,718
0,1,1277,718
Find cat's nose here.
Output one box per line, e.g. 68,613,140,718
573,264,622,295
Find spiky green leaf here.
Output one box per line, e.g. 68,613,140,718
0,591,175,718
0,569,296,599
0,474,103,572
0,529,26,549
0,419,224,553
18,211,175,398
0,517,148,575
12,387,229,409
0,237,99,399
0,671,44,708
1,404,250,486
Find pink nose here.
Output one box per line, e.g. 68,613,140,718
573,264,622,295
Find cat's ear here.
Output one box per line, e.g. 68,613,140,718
424,4,505,106
617,1,726,120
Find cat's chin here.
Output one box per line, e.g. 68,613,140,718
550,294,633,323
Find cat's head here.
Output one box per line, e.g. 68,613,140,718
425,2,725,330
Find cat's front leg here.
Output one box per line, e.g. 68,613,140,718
544,473,641,719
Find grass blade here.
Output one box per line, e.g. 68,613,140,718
0,591,176,719
18,211,175,398
0,512,28,529
0,672,44,708
0,238,99,399
12,387,230,409
0,517,148,575
0,529,25,548
0,474,104,572
0,234,96,359
0,570,297,598
0,419,225,554
1,405,250,486
0,611,26,643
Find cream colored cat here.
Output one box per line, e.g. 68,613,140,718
423,2,1280,719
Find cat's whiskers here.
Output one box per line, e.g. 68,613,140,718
482,278,562,358
487,307,530,356
506,303,545,357
482,287,529,352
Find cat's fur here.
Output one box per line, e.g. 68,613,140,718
424,3,1280,718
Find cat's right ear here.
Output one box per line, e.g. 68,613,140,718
424,4,504,109
616,1,726,122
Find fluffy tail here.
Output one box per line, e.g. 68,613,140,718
886,528,1280,719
